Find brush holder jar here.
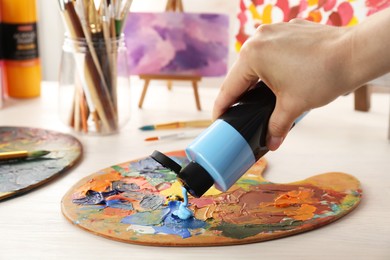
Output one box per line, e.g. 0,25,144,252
58,34,130,135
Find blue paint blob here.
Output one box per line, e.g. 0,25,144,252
121,200,207,239
172,187,193,220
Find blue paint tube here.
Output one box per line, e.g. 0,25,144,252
152,81,302,198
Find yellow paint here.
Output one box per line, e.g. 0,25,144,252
262,4,273,24
347,16,359,26
235,41,242,52
248,3,262,21
160,181,221,199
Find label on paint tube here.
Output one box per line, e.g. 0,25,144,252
2,23,39,61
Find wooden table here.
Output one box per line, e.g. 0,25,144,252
0,81,389,259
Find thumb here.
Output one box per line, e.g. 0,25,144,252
267,100,302,151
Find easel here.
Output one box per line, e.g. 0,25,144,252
138,0,202,111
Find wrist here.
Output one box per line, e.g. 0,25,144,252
346,9,390,90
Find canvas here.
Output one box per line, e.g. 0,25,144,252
0,127,82,200
124,12,229,77
62,150,362,246
236,0,390,51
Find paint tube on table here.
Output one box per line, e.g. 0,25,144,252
1,0,41,98
0,2,3,107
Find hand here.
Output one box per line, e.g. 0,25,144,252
213,19,356,151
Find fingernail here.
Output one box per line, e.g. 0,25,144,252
268,136,284,151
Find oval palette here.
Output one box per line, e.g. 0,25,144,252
0,126,82,201
62,150,362,246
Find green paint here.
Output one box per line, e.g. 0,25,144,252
210,220,302,239
236,179,261,186
111,165,127,175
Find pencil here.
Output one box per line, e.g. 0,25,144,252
0,150,51,161
139,120,212,131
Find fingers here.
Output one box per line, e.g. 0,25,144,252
212,59,258,120
266,98,303,151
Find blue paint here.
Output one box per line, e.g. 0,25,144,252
173,187,193,220
73,190,119,205
121,200,207,239
105,199,134,210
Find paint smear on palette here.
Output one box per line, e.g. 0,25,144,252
0,126,82,200
61,150,362,246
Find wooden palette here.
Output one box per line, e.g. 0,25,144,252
0,126,82,201
62,150,362,246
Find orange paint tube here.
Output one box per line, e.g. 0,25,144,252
0,1,3,106
1,0,41,98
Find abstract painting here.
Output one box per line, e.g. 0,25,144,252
236,0,390,51
124,12,229,77
62,150,362,246
0,126,82,200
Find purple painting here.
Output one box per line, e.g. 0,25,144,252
124,12,229,77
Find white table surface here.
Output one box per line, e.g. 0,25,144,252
0,81,389,260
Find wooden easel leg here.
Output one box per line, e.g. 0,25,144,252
138,79,150,108
192,80,201,111
167,80,173,91
354,85,371,112
178,0,184,12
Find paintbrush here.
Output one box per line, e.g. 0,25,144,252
0,150,51,161
139,120,212,131
144,132,199,142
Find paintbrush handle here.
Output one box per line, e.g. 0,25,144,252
0,151,29,160
155,120,211,130
182,120,212,128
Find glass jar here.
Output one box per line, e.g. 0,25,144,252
58,34,130,135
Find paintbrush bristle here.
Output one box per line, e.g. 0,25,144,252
139,125,155,131
28,150,51,158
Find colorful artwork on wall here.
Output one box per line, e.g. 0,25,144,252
124,12,229,77
0,127,82,200
236,0,390,51
62,150,362,246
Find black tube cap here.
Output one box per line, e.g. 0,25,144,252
150,150,182,174
150,150,214,198
178,162,214,198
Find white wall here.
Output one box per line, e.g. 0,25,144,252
37,0,239,82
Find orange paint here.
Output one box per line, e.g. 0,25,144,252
1,0,41,98
284,204,317,221
308,10,322,23
274,188,317,208
73,172,122,198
